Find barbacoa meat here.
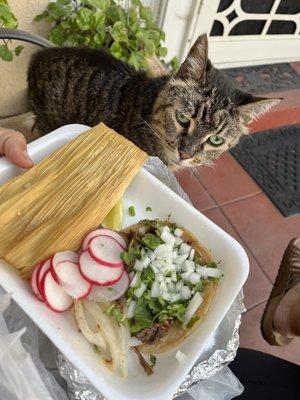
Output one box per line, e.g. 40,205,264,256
136,322,168,344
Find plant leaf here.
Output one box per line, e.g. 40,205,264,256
14,45,24,56
0,44,13,61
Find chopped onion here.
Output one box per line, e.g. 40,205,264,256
179,243,191,255
134,282,147,298
171,271,177,282
130,272,141,287
197,267,222,278
162,225,170,233
176,280,184,290
159,281,167,292
189,272,201,285
181,271,192,280
155,243,173,254
126,300,137,319
162,291,170,301
169,293,180,302
172,251,178,258
165,277,171,283
138,227,146,235
161,230,176,246
175,350,187,362
134,259,144,271
183,292,203,325
180,285,192,300
155,273,164,282
151,281,160,298
174,253,188,265
185,260,195,273
174,237,183,247
174,228,183,237
142,256,151,268
167,282,176,293
148,251,156,260
189,248,195,261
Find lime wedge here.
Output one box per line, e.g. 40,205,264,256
102,197,123,230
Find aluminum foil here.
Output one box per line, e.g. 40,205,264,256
56,157,246,400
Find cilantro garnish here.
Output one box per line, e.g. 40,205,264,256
128,205,136,216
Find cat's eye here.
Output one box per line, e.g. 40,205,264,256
176,111,190,127
207,135,225,146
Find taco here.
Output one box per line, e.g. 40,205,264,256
120,219,222,354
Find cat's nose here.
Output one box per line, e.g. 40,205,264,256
179,150,193,160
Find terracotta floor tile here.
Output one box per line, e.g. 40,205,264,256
203,208,272,310
194,153,262,206
222,193,300,282
240,302,300,365
175,168,216,211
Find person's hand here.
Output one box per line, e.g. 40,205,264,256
0,128,33,168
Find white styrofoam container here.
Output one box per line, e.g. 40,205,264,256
0,124,249,400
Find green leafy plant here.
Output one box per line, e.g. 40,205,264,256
0,0,24,61
35,0,179,72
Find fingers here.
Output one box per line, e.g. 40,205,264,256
0,129,33,168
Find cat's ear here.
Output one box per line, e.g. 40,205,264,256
176,34,208,82
237,97,281,124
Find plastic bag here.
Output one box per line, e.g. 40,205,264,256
0,289,68,400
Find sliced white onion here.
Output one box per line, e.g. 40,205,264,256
180,285,192,300
183,292,203,325
175,350,187,362
197,267,222,278
126,300,137,319
134,282,147,298
189,272,201,285
179,243,191,255
189,248,195,261
162,225,170,233
138,227,146,235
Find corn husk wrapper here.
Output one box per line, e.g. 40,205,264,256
0,123,147,278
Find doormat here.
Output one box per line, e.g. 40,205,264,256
230,125,300,217
223,63,300,94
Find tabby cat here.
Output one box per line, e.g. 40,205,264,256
28,34,280,168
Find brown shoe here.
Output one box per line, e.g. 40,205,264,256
261,237,300,346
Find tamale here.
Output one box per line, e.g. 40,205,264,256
1,123,147,278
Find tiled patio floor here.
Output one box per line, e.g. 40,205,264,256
176,153,300,365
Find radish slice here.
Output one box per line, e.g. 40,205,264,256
82,228,126,251
54,261,91,300
31,263,42,300
79,250,123,286
51,251,79,283
88,235,123,267
41,270,73,312
37,259,51,295
88,271,129,302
